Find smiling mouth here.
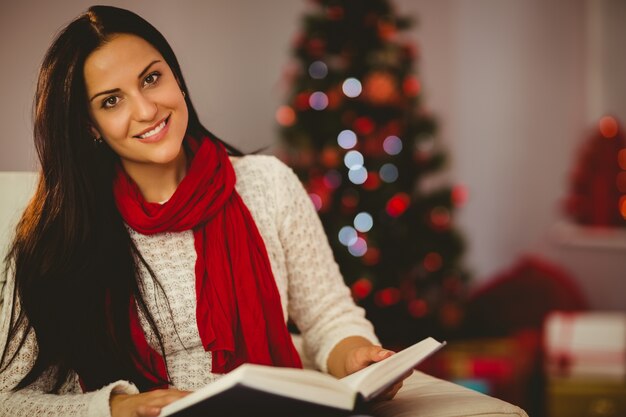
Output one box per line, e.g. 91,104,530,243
134,115,170,139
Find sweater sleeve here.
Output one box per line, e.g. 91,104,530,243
0,267,139,417
272,158,380,372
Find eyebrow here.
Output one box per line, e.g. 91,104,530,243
89,59,162,102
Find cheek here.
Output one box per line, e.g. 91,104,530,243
97,112,132,140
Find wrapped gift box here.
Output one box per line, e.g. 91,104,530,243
547,377,626,417
417,331,540,410
544,312,626,380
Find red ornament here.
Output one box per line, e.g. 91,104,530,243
362,247,380,266
403,76,421,97
351,278,373,300
306,38,326,59
353,116,375,135
386,192,410,217
377,19,396,41
326,6,344,20
423,252,443,272
599,116,619,138
341,189,360,213
321,146,340,168
275,105,296,127
375,288,401,307
408,299,428,318
362,171,381,191
429,206,451,230
452,185,469,207
294,91,311,110
363,71,398,105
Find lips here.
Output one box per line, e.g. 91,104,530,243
133,115,170,139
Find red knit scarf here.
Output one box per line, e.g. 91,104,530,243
112,136,302,388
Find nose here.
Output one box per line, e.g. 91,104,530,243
132,93,158,122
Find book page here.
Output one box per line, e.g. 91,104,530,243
339,337,445,401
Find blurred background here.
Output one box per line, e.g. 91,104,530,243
1,1,625,416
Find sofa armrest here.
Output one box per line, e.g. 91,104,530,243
368,370,529,417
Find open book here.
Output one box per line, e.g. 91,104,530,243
159,337,445,417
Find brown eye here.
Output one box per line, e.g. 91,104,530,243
143,72,160,86
102,96,119,109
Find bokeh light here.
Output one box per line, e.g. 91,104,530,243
348,166,368,185
337,129,358,149
275,105,296,127
620,195,626,219
362,171,381,191
423,252,443,272
354,212,373,232
348,237,368,257
383,135,403,155
403,76,421,96
323,170,342,189
344,150,364,169
338,226,358,246
309,193,322,211
375,288,401,307
379,163,399,183
452,185,469,207
353,117,375,135
386,192,410,217
408,299,428,318
309,91,329,110
351,278,372,300
430,206,451,230
599,116,618,138
308,61,328,79
342,77,362,98
362,247,380,266
341,189,360,210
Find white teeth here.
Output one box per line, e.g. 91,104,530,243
138,119,166,139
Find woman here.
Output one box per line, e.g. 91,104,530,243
0,5,403,417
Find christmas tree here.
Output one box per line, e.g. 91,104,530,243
277,0,468,345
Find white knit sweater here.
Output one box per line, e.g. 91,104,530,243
0,155,378,417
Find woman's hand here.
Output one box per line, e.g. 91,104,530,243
110,389,191,417
327,336,412,401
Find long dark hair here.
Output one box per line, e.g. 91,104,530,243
1,5,241,393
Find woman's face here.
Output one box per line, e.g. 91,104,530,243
84,33,188,171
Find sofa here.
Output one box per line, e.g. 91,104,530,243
0,171,528,417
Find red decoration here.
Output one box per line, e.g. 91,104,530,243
375,287,401,307
423,252,443,272
564,116,626,226
275,105,296,127
363,71,398,105
321,146,340,168
351,278,373,300
362,247,381,266
408,299,428,318
294,92,311,110
306,38,326,59
452,185,469,207
599,116,618,138
377,20,396,41
402,76,421,97
385,192,410,217
362,171,381,191
341,189,360,213
326,6,344,20
353,116,375,135
430,206,451,230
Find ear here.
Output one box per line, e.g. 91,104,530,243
89,125,101,140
